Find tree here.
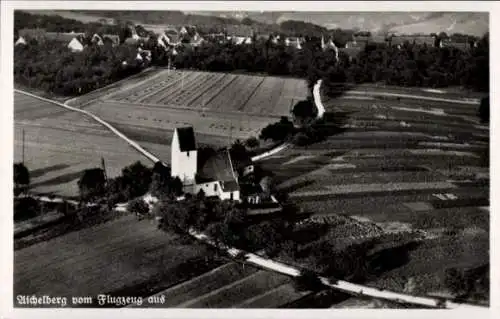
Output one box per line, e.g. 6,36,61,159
78,168,106,202
245,136,260,148
293,269,324,292
128,197,150,218
14,162,30,194
14,196,40,222
154,199,191,233
121,161,152,198
292,99,317,126
478,96,489,124
259,117,296,142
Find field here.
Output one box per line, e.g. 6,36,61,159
79,70,309,142
14,214,218,305
258,84,489,303
128,262,311,308
14,92,165,197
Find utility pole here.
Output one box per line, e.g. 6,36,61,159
101,157,108,183
22,129,25,164
228,121,233,147
181,69,184,91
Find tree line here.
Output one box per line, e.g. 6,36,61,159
14,40,147,96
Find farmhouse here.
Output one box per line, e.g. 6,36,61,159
171,127,257,202
15,36,27,46
68,37,84,52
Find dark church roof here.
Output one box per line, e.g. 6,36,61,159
176,127,196,152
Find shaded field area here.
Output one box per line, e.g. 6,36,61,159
14,92,162,197
129,262,312,308
14,214,218,306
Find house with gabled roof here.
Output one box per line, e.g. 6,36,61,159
285,36,305,47
91,33,104,46
171,126,248,202
68,37,84,52
15,36,27,46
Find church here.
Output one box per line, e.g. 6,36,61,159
171,126,254,202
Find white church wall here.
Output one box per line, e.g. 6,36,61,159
173,150,197,184
171,129,197,184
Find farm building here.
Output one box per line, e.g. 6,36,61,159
390,35,437,47
344,39,365,49
46,31,86,43
440,39,474,51
91,33,104,46
321,35,339,56
226,24,254,38
15,36,27,46
285,37,305,47
171,127,256,202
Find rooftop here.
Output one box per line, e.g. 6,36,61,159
175,126,197,152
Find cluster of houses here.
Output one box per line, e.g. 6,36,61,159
16,23,478,56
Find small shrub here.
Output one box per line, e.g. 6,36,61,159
14,197,40,222
293,269,324,292
128,198,150,218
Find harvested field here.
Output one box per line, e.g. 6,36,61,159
103,70,309,117
14,214,217,304
84,100,273,141
14,92,157,197
76,70,309,144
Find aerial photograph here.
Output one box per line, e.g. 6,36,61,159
12,7,489,309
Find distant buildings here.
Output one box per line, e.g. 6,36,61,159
15,36,27,46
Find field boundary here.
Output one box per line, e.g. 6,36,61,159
15,90,161,164
319,80,479,106
64,67,161,108
101,99,284,119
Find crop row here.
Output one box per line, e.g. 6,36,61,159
164,73,226,106
150,72,207,105
243,77,287,115
135,72,199,105
110,71,183,102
